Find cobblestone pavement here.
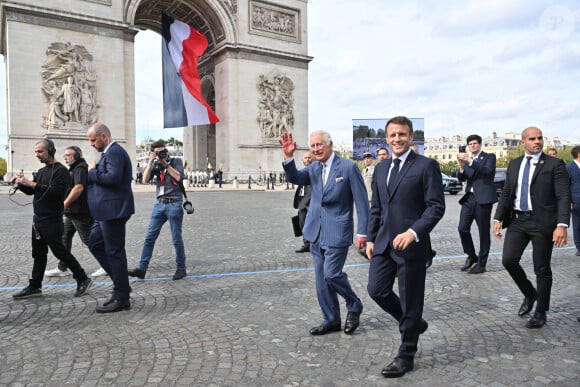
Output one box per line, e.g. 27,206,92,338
0,186,578,386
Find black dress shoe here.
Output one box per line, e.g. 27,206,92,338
74,277,93,297
426,250,436,269
518,294,537,316
526,311,546,328
309,324,341,335
419,318,428,334
344,311,361,335
96,299,131,313
381,357,414,378
295,245,310,253
103,296,115,306
468,265,486,274
128,268,146,279
460,256,477,271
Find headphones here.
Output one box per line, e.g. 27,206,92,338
44,138,56,157
70,145,82,161
182,200,194,215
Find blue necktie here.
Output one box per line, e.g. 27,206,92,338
519,156,532,211
388,159,401,193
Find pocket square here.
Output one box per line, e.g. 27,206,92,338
335,177,344,182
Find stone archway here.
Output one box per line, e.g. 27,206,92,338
0,0,311,178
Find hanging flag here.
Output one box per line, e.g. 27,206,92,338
162,13,219,128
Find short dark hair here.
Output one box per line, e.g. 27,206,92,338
150,140,166,152
466,134,482,145
377,147,388,154
571,145,580,158
385,116,413,133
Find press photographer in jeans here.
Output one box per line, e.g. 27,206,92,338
128,141,188,280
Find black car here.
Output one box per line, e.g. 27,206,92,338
442,173,462,195
494,168,507,197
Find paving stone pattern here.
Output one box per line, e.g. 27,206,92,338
0,188,578,386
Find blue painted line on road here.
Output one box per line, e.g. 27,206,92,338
1,246,575,292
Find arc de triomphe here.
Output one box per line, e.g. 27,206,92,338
0,0,311,178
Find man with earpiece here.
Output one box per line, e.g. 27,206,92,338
44,146,107,278
128,140,188,281
10,139,94,299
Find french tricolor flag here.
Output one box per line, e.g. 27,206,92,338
162,14,219,128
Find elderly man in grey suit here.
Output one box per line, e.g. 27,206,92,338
280,130,369,336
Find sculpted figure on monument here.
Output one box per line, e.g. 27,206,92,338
41,42,98,129
256,70,294,139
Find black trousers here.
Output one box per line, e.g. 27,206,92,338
58,213,94,271
458,193,493,266
30,221,88,289
502,214,553,312
298,208,309,246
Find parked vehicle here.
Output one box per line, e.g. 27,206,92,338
442,173,462,195
494,168,507,197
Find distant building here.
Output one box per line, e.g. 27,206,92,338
424,131,575,162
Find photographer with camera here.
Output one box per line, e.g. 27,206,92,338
128,141,188,280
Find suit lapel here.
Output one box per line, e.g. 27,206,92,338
530,153,546,186
388,152,416,200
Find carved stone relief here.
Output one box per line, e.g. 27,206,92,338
220,0,238,14
40,42,98,131
250,1,300,42
257,69,294,140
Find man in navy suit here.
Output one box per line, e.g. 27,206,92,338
366,116,445,378
493,127,570,329
86,123,135,313
456,134,497,274
567,145,580,257
280,130,369,336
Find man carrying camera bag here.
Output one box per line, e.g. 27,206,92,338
128,141,188,280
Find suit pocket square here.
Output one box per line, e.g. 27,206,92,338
335,177,345,183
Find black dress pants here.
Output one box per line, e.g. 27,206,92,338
502,214,553,312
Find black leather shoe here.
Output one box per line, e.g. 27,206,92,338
460,256,477,271
96,299,131,313
526,311,546,328
426,250,436,269
74,277,93,297
468,265,486,274
295,245,310,253
419,318,428,334
173,269,187,280
344,311,361,335
309,324,341,336
381,357,414,378
103,296,115,306
518,295,537,316
128,268,146,279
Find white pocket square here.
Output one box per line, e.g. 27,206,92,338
335,177,345,182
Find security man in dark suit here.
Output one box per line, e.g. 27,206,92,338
366,116,445,378
86,123,135,313
493,127,570,329
456,134,497,274
293,151,312,253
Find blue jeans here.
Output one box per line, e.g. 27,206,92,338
138,201,186,271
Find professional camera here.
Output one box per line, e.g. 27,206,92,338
182,200,194,214
458,145,466,153
156,149,168,159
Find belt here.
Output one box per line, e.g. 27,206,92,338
158,197,181,204
514,210,533,217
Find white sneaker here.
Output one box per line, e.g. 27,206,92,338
91,267,108,277
45,267,71,277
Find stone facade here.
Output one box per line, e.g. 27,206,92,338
0,0,311,178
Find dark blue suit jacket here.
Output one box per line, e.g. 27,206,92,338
283,154,369,247
567,161,580,205
458,151,497,205
87,142,135,221
367,151,445,260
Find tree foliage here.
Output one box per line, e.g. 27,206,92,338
0,157,6,180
